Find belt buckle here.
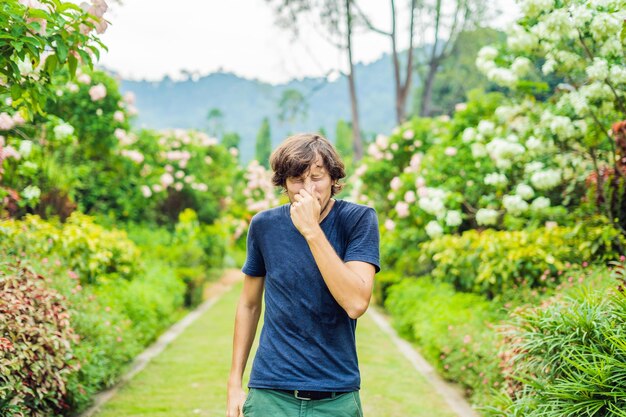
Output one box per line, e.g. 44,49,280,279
294,390,311,401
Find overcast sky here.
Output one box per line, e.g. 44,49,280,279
96,0,520,85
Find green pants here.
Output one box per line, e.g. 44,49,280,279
242,388,364,417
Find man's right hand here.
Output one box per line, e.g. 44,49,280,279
227,386,247,417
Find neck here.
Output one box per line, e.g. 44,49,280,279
319,198,335,223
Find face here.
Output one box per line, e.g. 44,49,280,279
285,157,335,208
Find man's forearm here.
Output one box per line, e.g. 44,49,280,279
228,301,262,387
305,228,371,319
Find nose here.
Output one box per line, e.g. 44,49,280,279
303,177,312,190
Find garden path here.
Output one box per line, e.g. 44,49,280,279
86,269,476,417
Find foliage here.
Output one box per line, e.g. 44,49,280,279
1,65,238,224
488,278,626,416
0,262,78,417
0,0,106,118
278,88,308,123
255,117,272,169
385,277,504,404
417,222,623,297
0,212,142,285
475,0,626,234
421,28,505,116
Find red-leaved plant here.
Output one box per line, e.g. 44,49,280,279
0,262,78,416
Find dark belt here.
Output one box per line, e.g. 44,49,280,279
277,389,348,400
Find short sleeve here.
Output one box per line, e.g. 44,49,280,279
241,216,266,277
344,208,381,273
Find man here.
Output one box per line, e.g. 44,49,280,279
227,133,380,417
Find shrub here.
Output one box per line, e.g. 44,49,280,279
0,263,77,417
488,279,626,416
0,212,142,285
418,223,622,297
384,277,505,402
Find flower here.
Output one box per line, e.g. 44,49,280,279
402,129,414,140
586,58,609,81
530,169,561,190
123,91,136,105
503,194,529,215
375,134,389,149
419,189,447,218
425,221,443,238
525,136,542,150
477,46,498,61
113,110,125,122
22,185,41,200
384,219,396,231
462,127,476,143
484,172,508,187
444,147,457,156
0,113,15,130
445,210,462,227
390,177,402,191
89,84,107,101
477,120,495,136
486,138,525,168
404,190,416,203
531,196,551,210
471,143,487,158
515,184,535,200
121,150,144,164
160,173,174,187
511,57,532,76
77,73,91,84
395,201,410,218
141,185,152,197
476,208,499,226
18,140,33,157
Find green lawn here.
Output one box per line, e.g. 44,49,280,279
95,282,457,417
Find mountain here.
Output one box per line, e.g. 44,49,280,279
117,53,408,163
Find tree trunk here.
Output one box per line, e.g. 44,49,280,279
345,0,363,161
420,60,439,117
393,0,416,124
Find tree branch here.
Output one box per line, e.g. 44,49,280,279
352,0,392,37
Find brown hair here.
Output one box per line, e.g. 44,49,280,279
270,133,346,196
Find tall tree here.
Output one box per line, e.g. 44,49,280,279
278,88,308,123
416,0,487,116
206,107,224,138
354,0,417,124
255,118,272,168
265,0,364,161
355,0,487,118
222,132,241,150
335,119,353,159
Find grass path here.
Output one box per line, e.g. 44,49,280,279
94,276,459,417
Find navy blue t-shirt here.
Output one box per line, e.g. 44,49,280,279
242,199,380,392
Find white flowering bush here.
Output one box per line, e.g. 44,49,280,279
476,0,626,233
352,1,626,271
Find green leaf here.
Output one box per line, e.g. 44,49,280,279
77,49,91,67
54,37,68,63
57,2,82,13
68,53,78,78
10,84,22,101
621,19,626,45
10,40,24,53
44,53,58,76
87,45,100,60
26,9,49,20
